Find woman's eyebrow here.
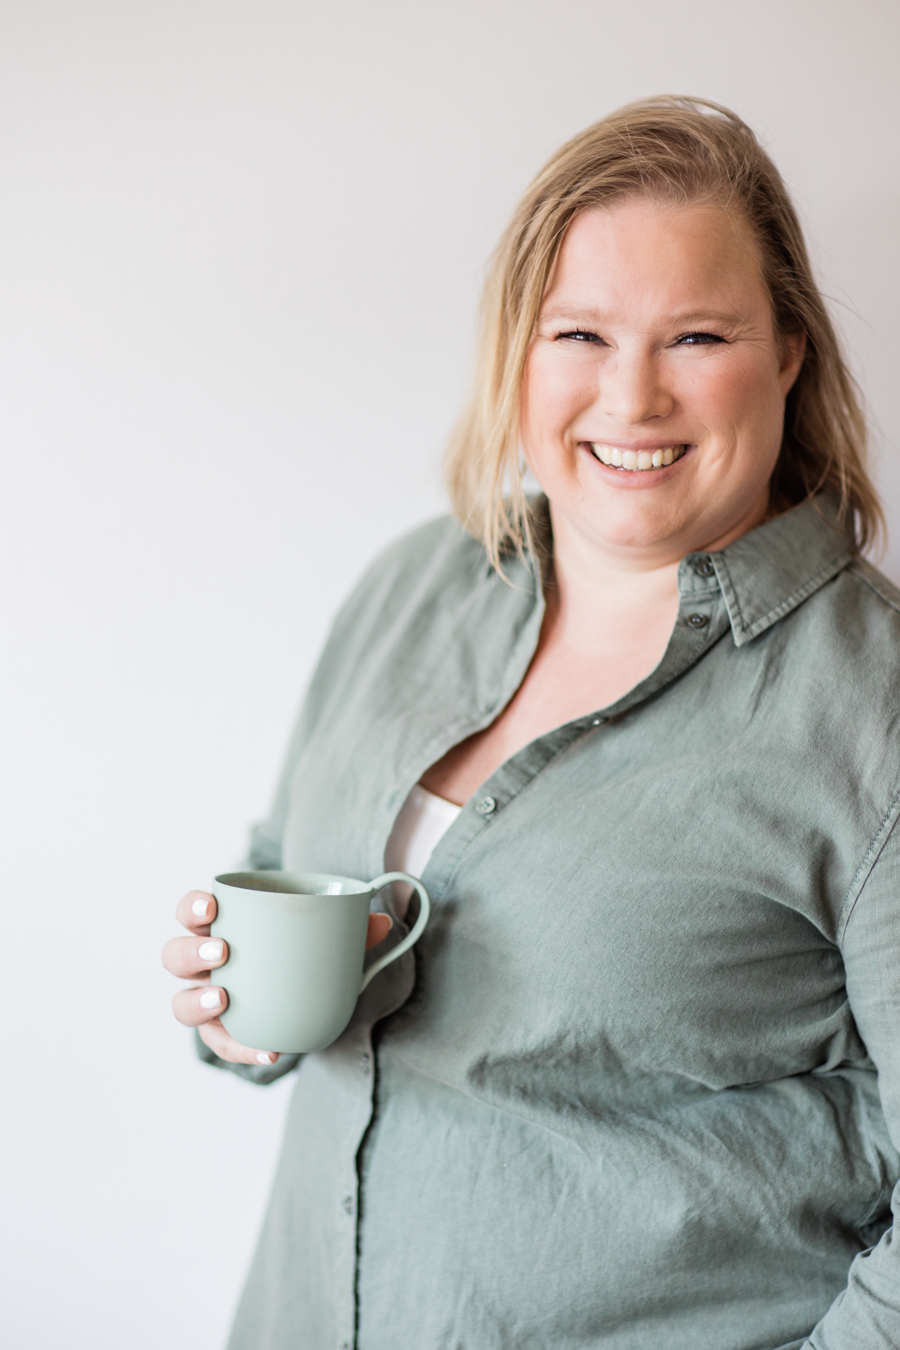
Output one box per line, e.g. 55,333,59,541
537,305,604,324
667,308,748,327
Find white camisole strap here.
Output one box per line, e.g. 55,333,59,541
384,784,462,916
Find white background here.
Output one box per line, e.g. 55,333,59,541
1,2,898,1346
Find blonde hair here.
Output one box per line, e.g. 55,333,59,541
445,96,882,569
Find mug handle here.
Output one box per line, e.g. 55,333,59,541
359,872,431,992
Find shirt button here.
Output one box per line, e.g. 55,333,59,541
693,556,716,577
342,1195,354,1215
476,795,497,816
685,612,710,629
358,1052,371,1073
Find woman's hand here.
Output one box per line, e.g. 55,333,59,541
162,890,393,1066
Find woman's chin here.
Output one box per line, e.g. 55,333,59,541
562,484,700,559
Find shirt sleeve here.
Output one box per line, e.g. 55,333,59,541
191,645,326,1082
194,1029,301,1085
191,533,415,1084
805,799,900,1347
191,654,331,1085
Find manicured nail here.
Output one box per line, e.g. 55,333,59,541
192,897,210,918
198,940,223,963
199,988,222,1010
257,1051,274,1065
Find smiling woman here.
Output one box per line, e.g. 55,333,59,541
525,199,804,511
165,98,900,1350
447,96,879,569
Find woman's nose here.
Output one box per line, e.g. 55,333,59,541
599,350,674,425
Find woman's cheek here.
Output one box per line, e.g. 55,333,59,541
680,353,781,441
523,351,598,446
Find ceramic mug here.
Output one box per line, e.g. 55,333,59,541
210,869,430,1053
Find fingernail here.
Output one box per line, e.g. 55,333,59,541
257,1052,274,1065
192,897,210,918
199,988,222,1010
198,940,223,962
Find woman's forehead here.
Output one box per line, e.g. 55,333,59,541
541,198,767,316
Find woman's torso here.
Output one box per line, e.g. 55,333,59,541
231,498,900,1350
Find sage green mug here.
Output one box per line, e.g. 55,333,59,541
210,869,431,1054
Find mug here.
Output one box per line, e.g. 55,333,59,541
210,869,431,1053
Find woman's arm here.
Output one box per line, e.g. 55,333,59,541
165,525,444,1082
805,797,900,1347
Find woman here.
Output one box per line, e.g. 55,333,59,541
163,98,900,1348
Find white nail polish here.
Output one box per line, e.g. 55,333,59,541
198,940,223,962
192,897,210,918
257,1051,274,1065
199,989,222,1010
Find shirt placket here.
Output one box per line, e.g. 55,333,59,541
332,1023,377,1350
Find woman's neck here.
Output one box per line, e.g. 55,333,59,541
542,507,682,661
420,509,683,806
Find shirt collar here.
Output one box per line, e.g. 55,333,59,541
696,495,854,648
491,494,855,649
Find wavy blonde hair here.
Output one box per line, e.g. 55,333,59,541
445,96,882,569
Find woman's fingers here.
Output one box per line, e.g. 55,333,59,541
176,890,217,934
172,977,280,1066
171,983,230,1027
169,889,277,1065
167,896,386,1063
197,1017,280,1067
366,913,392,949
161,933,228,979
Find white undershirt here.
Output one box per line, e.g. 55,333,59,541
384,784,462,917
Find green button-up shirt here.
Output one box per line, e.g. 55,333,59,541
200,496,900,1350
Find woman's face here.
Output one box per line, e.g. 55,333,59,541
520,197,806,566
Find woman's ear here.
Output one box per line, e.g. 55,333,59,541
779,330,807,396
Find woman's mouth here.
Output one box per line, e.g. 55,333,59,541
586,442,688,472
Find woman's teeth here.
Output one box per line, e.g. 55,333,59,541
589,443,686,471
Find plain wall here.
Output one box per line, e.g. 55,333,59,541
1,2,898,1345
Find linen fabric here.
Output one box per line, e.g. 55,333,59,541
199,496,900,1350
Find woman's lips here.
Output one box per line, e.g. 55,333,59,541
586,442,688,472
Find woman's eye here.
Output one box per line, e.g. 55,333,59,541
556,329,602,344
676,331,725,346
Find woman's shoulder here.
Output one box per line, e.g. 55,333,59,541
788,554,900,720
359,511,487,592
823,556,900,665
322,511,493,651
843,556,900,620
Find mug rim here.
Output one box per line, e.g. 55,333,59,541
215,869,372,898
